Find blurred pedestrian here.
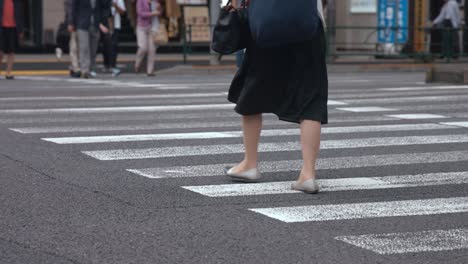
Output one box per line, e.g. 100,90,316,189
0,0,23,80
100,0,113,74
432,0,460,58
65,0,81,78
72,0,110,78
125,0,137,30
225,0,328,194
135,0,161,76
109,0,126,76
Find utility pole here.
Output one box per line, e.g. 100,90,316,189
209,0,221,65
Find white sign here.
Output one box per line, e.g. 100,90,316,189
177,0,207,4
350,0,377,13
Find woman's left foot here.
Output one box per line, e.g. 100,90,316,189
292,179,320,194
5,75,14,80
224,166,262,183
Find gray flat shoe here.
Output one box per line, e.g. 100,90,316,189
292,179,320,194
224,166,262,183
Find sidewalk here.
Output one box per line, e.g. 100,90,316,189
2,53,468,76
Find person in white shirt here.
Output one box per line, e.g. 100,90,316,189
432,0,460,58
110,0,126,76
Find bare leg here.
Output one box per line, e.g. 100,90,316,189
6,53,14,76
298,120,322,182
231,114,262,173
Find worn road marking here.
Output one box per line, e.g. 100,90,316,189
379,85,468,91
40,124,453,144
249,197,468,223
440,122,468,128
182,172,468,197
386,114,447,120
0,104,234,114
128,150,468,179
335,229,468,254
337,107,397,113
83,134,468,160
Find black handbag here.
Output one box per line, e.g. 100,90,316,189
249,0,320,47
56,22,71,52
211,0,250,55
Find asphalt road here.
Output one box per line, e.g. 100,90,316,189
0,68,468,264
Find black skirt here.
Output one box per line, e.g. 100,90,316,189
228,24,328,124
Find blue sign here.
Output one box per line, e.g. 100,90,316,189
377,0,409,43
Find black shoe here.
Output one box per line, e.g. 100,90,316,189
70,70,81,78
81,72,90,79
5,75,14,80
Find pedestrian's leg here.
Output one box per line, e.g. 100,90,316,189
110,29,119,68
135,27,148,73
69,32,80,74
453,27,460,58
77,30,91,75
89,28,100,73
6,53,14,76
230,114,262,173
101,34,110,70
298,120,322,182
146,30,156,75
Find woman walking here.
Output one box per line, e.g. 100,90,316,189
225,0,328,194
135,0,161,76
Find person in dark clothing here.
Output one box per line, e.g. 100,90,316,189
71,0,110,78
109,0,126,76
0,0,23,79
225,0,328,194
100,0,113,74
432,0,461,58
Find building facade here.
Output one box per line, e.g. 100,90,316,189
20,0,468,54
331,0,465,54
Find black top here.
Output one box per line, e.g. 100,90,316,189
72,0,111,30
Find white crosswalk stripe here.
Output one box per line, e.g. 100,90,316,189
83,134,468,161
337,107,397,112
182,172,468,197
249,197,468,223
41,123,455,144
128,150,468,179
335,229,468,254
386,114,447,120
0,115,398,125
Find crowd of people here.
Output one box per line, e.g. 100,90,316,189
60,0,164,79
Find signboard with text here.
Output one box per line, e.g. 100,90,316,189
377,0,409,44
350,0,377,13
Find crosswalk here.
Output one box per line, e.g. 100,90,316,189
2,74,468,257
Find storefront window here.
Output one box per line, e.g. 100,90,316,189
22,0,42,46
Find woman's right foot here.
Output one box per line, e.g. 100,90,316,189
225,167,261,183
225,161,261,182
292,179,320,194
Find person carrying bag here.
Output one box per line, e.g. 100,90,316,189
151,0,168,46
220,0,328,194
135,0,161,76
